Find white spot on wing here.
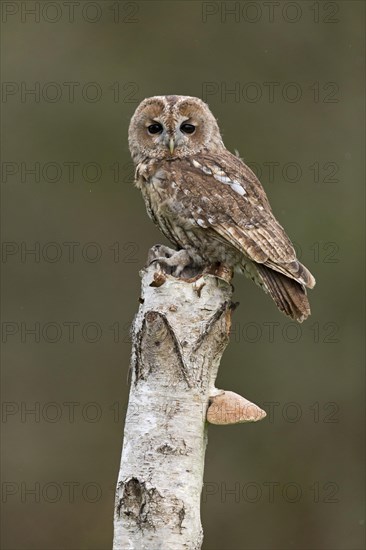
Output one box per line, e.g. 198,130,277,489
192,160,202,169
197,218,207,228
231,183,246,196
212,166,226,176
213,173,232,184
232,179,245,189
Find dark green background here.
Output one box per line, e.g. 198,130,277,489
1,1,364,549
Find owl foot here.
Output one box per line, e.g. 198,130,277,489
147,244,178,264
147,245,193,277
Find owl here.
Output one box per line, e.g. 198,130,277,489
128,95,315,322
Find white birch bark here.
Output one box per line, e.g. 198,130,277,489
113,258,265,549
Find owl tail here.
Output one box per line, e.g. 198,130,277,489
256,264,311,323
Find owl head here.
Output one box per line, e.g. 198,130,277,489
128,95,225,163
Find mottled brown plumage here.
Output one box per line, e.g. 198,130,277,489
129,95,315,322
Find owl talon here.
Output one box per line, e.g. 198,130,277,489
147,246,193,277
147,244,177,264
152,250,192,277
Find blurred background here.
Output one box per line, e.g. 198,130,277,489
1,1,364,549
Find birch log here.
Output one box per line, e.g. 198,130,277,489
113,256,266,550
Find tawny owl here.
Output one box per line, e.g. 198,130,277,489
128,95,315,322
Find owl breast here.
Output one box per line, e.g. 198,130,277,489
136,160,243,269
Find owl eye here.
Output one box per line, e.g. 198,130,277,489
180,123,196,134
147,123,163,135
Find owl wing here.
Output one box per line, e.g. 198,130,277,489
167,151,315,289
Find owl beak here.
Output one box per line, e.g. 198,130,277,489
169,137,175,155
